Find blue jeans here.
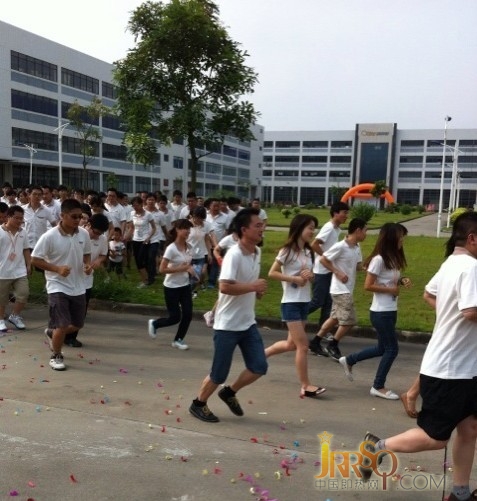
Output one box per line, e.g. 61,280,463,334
308,273,332,327
346,310,398,389
152,285,193,341
209,324,268,384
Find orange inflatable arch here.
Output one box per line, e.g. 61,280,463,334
340,183,395,204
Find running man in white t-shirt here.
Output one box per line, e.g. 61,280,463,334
189,208,267,423
315,218,367,361
361,212,477,501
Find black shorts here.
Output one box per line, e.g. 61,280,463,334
417,374,477,441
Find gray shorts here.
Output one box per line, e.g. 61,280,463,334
330,293,356,325
48,292,86,330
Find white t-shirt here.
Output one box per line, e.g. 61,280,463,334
276,247,313,303
162,242,193,288
41,199,61,223
147,209,166,243
217,234,238,252
0,226,29,278
206,212,229,242
367,255,400,312
421,253,477,379
104,203,126,229
188,221,213,259
312,221,341,274
23,204,57,248
84,234,108,289
213,243,261,331
131,210,154,242
109,240,126,263
159,209,175,233
32,226,91,296
324,238,362,295
170,201,186,220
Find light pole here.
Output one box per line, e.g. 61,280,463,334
436,116,452,238
446,145,462,229
53,121,70,186
23,144,37,185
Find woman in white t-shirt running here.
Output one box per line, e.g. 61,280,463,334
147,218,196,350
265,214,327,398
339,223,411,400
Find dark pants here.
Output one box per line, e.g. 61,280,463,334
152,285,193,341
146,242,159,285
308,272,333,328
207,254,220,287
346,310,399,389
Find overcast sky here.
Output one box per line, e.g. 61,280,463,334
1,0,476,132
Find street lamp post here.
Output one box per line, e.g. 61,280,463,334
436,116,452,238
53,121,70,186
446,146,462,229
23,144,37,185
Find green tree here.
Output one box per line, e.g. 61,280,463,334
67,97,110,189
114,0,259,191
370,180,388,209
329,185,348,204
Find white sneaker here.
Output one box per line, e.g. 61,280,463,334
339,356,354,381
171,339,189,350
8,314,25,330
370,387,399,400
148,319,157,339
0,319,7,332
49,353,66,371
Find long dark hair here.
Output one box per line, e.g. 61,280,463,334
280,214,318,265
364,222,407,270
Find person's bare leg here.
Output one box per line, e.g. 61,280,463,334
229,369,262,393
384,428,447,453
452,416,477,486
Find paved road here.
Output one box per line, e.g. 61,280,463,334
0,305,467,500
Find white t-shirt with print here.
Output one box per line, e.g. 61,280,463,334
188,221,213,259
324,238,362,295
0,226,29,278
162,242,193,288
367,255,400,312
421,253,477,379
213,243,261,331
312,221,341,274
276,247,313,303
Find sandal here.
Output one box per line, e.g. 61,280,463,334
400,392,418,418
300,386,327,398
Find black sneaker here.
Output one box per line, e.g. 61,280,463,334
448,490,477,501
309,339,329,357
324,343,341,361
218,386,244,416
189,401,220,422
359,432,384,482
65,339,83,348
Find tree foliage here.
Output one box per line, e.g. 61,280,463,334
67,97,110,189
114,0,259,191
370,180,388,209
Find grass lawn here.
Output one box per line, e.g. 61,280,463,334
28,227,445,334
265,206,426,229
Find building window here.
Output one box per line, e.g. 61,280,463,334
302,156,327,163
206,163,221,174
223,145,237,158
275,156,299,163
102,114,122,131
12,127,57,151
264,141,273,148
61,101,100,125
276,141,300,148
62,136,100,156
223,166,236,176
11,50,57,82
164,154,169,162
303,141,328,148
102,81,118,99
61,68,99,94
401,140,424,147
103,143,127,161
12,89,57,117
302,171,327,177
173,157,183,169
331,141,352,148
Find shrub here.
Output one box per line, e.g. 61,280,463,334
305,203,316,210
384,203,398,213
417,205,426,214
292,207,301,215
350,203,376,223
281,208,292,219
400,204,412,215
450,207,470,225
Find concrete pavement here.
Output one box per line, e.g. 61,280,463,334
0,305,468,500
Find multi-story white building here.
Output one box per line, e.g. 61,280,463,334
0,20,263,199
264,124,477,208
